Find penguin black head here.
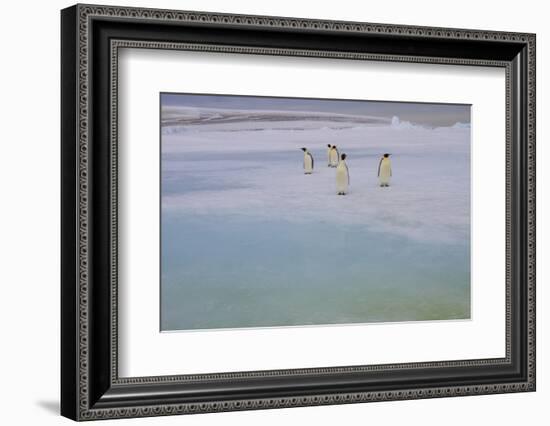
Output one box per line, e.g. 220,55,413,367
301,147,307,152
341,153,347,160
327,144,332,148
383,153,390,158
333,145,337,148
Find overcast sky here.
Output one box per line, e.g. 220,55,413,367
161,93,470,127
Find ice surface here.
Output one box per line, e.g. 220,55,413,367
161,112,470,244
160,107,471,330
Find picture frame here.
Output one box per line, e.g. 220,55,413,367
61,3,536,421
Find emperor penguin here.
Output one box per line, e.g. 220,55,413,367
301,147,314,174
329,145,340,167
336,153,349,195
378,153,392,187
327,144,333,167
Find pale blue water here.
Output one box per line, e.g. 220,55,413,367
160,214,470,330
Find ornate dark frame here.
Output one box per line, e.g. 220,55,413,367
61,3,536,421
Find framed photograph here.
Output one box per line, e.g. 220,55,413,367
61,4,536,421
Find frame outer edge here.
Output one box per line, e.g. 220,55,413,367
77,2,91,420
61,4,80,422
527,33,535,390
67,4,536,421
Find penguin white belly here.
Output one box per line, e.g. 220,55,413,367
336,162,349,194
329,151,337,167
327,149,332,166
379,160,391,185
304,153,313,174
